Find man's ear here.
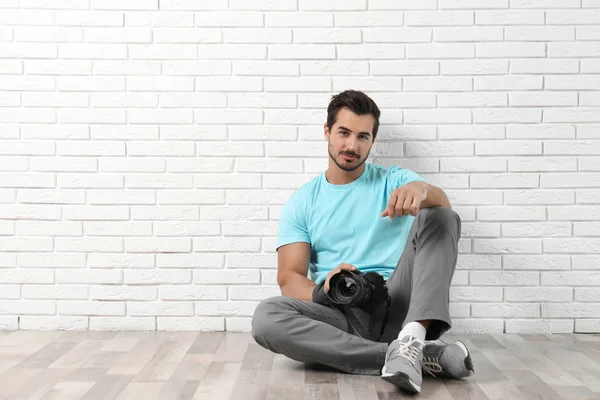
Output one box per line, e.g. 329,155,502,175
323,122,329,140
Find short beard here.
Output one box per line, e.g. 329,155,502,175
327,142,370,172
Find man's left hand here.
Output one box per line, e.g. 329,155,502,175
381,181,428,220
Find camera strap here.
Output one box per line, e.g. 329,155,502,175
343,294,391,342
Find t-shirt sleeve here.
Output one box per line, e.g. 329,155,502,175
276,192,310,251
388,166,426,188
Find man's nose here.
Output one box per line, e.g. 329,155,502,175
346,136,358,150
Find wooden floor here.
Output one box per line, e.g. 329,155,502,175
0,331,599,400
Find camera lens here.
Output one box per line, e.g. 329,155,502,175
340,278,356,297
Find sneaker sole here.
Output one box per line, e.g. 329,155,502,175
455,340,475,377
381,368,421,393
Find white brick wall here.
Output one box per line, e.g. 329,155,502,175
0,2,598,334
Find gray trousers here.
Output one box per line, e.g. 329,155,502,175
251,206,462,375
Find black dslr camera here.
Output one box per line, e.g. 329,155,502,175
313,269,391,340
313,269,389,313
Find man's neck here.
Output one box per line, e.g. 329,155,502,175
325,164,366,185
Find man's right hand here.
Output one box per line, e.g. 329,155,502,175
324,263,357,294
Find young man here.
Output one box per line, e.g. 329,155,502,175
251,90,474,394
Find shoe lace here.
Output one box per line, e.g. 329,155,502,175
422,356,442,377
390,337,423,365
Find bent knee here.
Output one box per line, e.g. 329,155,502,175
419,206,460,234
251,296,291,340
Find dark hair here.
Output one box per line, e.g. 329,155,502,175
327,90,381,140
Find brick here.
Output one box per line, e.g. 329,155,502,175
407,44,474,59
575,319,600,333
156,253,224,269
21,316,88,331
441,158,506,173
159,285,227,300
0,285,20,300
549,206,600,220
229,285,281,301
475,140,541,155
338,44,405,60
23,285,88,300
363,28,431,43
546,9,600,24
16,221,81,236
124,238,191,253
575,288,600,302
472,239,542,253
266,12,332,27
88,190,156,204
542,303,600,318
157,190,224,205
224,28,291,44
503,223,571,237
509,157,577,172
542,271,600,286
575,222,600,236
94,60,161,75
446,189,503,205
88,253,154,269
471,303,539,318
57,269,122,284
0,300,55,315
154,28,222,43
506,26,574,41
470,271,540,285
450,287,503,302
236,60,298,76
451,319,504,334
20,253,85,268
85,222,152,237
162,93,228,108
503,255,570,270
475,10,544,25
154,221,219,236
545,238,600,253
505,189,574,205
438,93,506,107
125,11,193,27
510,59,579,74
542,173,600,188
477,206,545,221
506,319,573,334
124,269,191,284
58,301,125,316
405,11,474,26
230,0,296,10
55,237,123,253
544,140,600,155
58,174,124,189
506,287,573,302
194,237,261,252
125,174,193,189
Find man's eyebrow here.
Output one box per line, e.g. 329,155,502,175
338,126,371,136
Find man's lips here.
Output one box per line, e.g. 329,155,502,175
342,154,358,160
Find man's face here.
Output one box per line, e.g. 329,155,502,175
325,108,375,172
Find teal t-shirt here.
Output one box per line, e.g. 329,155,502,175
276,162,425,285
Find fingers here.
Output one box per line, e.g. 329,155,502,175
410,195,421,216
395,190,409,218
402,193,413,216
383,188,423,219
385,191,397,220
